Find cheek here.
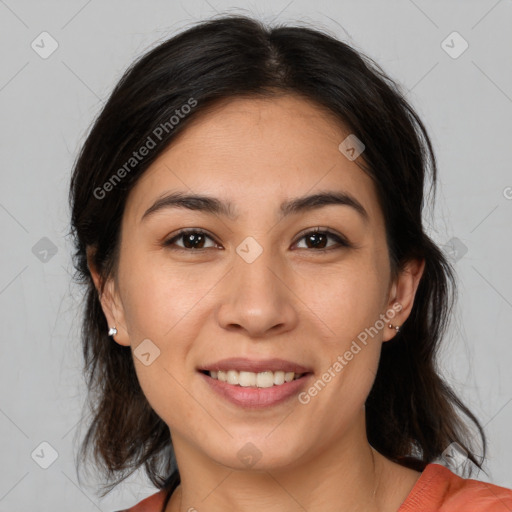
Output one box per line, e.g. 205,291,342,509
300,269,385,434
117,249,210,410
122,276,200,427
309,260,387,344
118,246,208,340
133,362,196,442
305,258,386,401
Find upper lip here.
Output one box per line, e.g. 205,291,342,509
198,357,312,374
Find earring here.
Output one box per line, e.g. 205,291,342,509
388,323,401,333
108,326,118,336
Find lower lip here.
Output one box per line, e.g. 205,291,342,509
199,371,312,409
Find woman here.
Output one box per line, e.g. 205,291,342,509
68,14,512,512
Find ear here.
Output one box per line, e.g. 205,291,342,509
86,246,130,346
382,257,425,342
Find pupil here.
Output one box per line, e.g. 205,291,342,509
185,233,204,249
307,233,326,249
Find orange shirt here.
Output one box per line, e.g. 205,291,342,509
397,463,512,511
118,463,512,512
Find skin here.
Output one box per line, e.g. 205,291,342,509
89,94,426,512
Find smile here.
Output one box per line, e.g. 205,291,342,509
204,369,305,388
199,370,312,408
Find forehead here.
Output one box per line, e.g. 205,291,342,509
124,94,383,228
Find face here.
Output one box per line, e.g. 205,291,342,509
93,94,424,472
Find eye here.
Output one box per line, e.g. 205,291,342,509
163,229,220,251
163,227,352,252
292,227,351,252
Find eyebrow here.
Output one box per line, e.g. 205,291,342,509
141,190,369,224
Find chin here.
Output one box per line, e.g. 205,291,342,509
206,435,306,473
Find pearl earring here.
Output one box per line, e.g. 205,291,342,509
108,326,118,336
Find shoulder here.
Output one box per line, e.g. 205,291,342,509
114,489,168,512
398,463,512,512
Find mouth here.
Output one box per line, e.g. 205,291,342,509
197,357,314,408
199,369,309,388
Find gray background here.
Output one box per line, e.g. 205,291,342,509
1,0,511,510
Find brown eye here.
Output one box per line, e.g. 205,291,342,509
163,227,351,253
164,229,219,250
293,228,351,251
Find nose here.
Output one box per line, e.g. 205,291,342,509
215,245,299,339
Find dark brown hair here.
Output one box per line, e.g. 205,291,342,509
68,14,487,508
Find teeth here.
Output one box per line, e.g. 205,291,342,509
207,369,303,387
227,370,238,385
273,371,285,385
256,371,274,388
240,371,257,387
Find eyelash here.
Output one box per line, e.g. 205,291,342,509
162,227,352,253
